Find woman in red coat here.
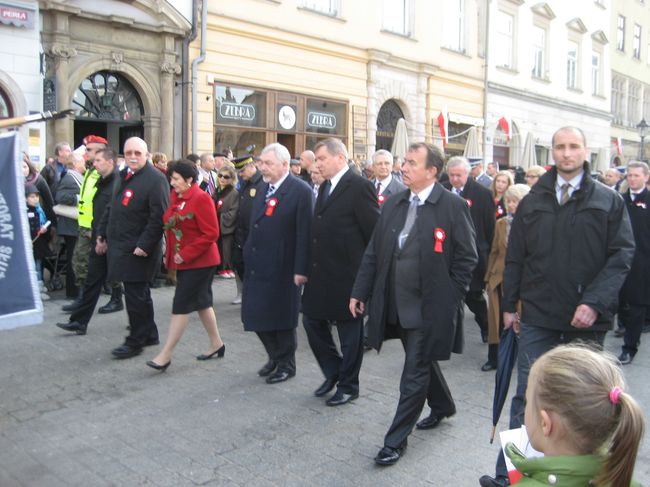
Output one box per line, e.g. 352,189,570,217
147,160,225,371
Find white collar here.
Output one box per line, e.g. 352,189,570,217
411,182,436,203
329,164,349,192
269,170,290,190
376,174,393,187
556,171,583,190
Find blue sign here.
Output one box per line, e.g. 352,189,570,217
0,132,42,330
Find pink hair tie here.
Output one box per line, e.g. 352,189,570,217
609,386,623,405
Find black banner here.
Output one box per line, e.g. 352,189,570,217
0,132,42,329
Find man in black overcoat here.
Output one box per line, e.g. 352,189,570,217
618,161,650,364
351,142,477,465
96,137,169,359
301,138,380,406
241,143,313,384
443,156,495,342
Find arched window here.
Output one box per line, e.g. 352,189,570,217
0,87,12,119
73,71,143,121
376,99,405,151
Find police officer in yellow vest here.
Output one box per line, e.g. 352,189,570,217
62,135,123,314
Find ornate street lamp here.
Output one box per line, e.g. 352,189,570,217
637,118,649,162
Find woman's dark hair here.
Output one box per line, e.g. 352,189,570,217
168,159,198,184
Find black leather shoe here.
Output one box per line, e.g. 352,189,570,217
111,344,143,359
326,390,358,406
374,443,406,466
144,337,160,347
146,360,171,372
97,298,124,314
479,475,510,487
481,361,497,372
618,351,633,365
56,321,87,335
314,378,338,397
197,344,225,360
258,360,277,377
416,411,455,430
266,370,295,384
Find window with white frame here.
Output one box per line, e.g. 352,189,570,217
628,81,641,124
612,75,627,124
633,24,642,59
443,0,465,52
383,0,412,36
567,41,579,89
617,15,626,51
495,11,515,68
300,0,340,16
532,26,546,78
644,86,650,120
591,51,601,95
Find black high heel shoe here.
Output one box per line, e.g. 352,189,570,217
146,360,171,372
196,344,225,361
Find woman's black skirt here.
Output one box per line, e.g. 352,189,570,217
172,266,216,314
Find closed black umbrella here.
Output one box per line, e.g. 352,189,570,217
490,327,518,443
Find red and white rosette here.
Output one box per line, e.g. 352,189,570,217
265,197,278,216
217,199,224,210
378,194,386,205
434,227,446,253
496,206,504,217
122,189,134,206
466,198,473,208
636,201,647,209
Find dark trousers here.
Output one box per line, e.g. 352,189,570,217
494,323,606,477
69,249,106,326
466,289,489,333
123,281,158,348
622,302,646,356
256,329,297,373
303,315,364,395
384,323,455,448
63,235,78,298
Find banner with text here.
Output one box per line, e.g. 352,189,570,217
0,132,42,330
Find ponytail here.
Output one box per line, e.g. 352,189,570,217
599,391,645,486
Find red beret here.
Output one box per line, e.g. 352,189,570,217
83,135,108,145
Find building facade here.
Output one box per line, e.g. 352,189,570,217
0,0,43,162
610,0,650,164
191,0,486,161
485,0,611,169
39,0,191,157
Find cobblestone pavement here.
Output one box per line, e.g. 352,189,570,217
1,279,648,486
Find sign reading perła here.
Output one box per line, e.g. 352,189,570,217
307,111,337,130
0,2,34,29
219,102,256,122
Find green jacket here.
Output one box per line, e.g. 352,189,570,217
505,443,642,487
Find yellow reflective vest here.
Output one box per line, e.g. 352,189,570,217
77,168,101,229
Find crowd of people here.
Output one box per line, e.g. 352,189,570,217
24,126,647,482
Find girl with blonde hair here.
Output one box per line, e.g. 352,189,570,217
506,344,644,486
490,170,514,219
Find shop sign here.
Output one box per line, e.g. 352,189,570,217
219,102,256,122
307,111,336,130
0,2,34,29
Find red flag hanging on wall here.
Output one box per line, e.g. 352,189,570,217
497,116,511,140
613,137,623,156
437,109,448,145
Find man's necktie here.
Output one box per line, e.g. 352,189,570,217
398,195,420,249
208,173,215,194
376,181,381,195
265,184,276,202
631,192,637,202
125,169,134,181
559,183,570,205
455,188,463,197
321,180,331,204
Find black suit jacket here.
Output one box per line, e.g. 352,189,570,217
351,183,478,361
620,188,650,305
302,168,380,320
443,177,495,290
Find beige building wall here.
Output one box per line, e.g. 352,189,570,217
193,0,486,159
610,0,650,163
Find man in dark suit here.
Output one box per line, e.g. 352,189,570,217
372,149,407,206
351,142,477,465
96,137,169,359
241,143,313,383
302,138,380,406
444,156,495,343
618,161,650,365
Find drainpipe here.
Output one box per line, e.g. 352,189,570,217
191,0,207,154
181,0,199,156
482,0,491,163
